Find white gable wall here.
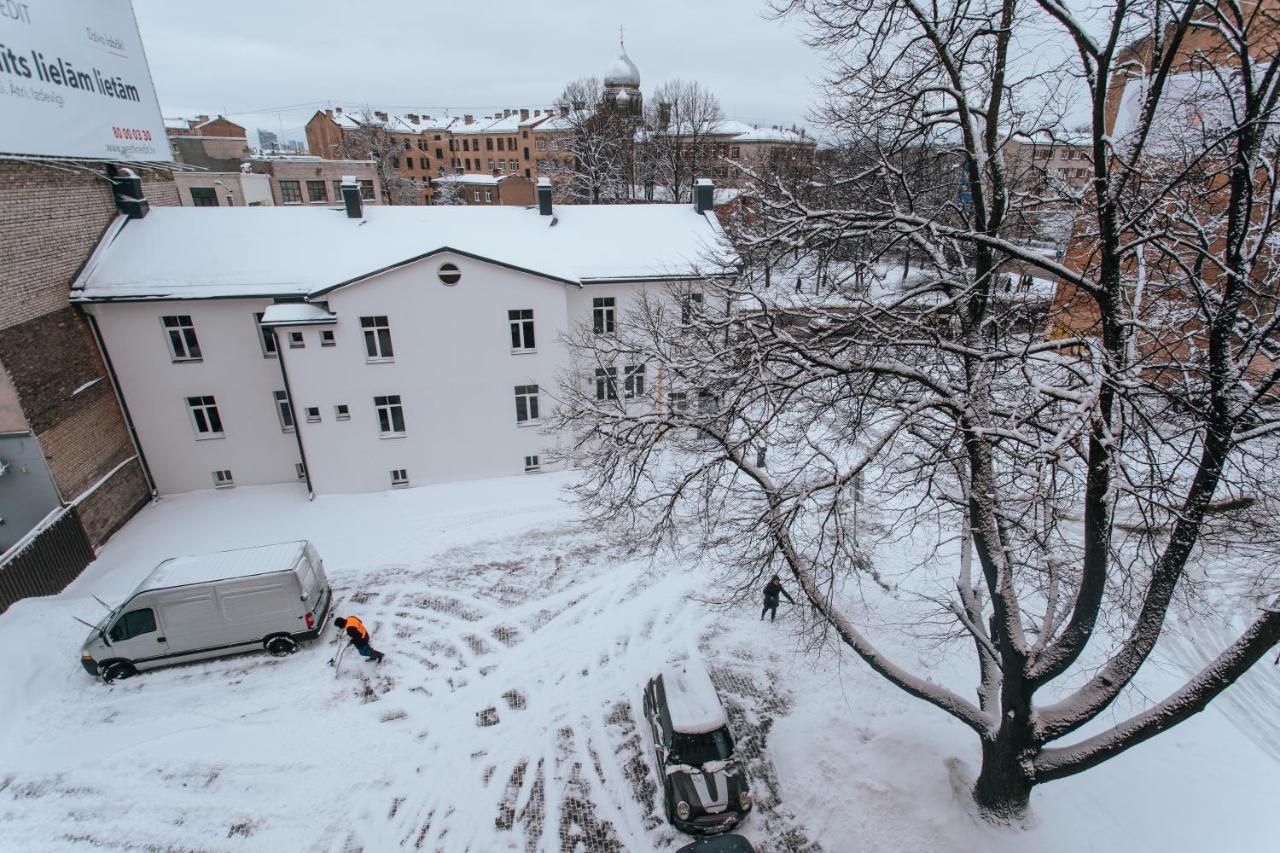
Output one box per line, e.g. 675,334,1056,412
284,253,572,493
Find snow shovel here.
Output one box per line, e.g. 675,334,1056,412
331,641,349,679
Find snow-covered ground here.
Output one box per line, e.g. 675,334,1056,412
1,475,1277,851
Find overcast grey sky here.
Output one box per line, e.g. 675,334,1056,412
132,0,827,145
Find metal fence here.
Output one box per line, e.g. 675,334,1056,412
0,507,94,614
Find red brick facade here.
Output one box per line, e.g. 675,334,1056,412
0,159,177,549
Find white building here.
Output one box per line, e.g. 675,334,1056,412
71,181,729,495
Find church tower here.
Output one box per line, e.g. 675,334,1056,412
602,29,643,118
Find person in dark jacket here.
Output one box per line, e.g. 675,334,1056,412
761,575,795,621
334,615,384,662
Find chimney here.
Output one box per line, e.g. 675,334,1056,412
694,178,714,214
537,177,553,216
464,114,474,125
520,108,529,120
340,175,363,219
109,166,149,219
503,108,512,118
334,106,343,114
408,113,419,124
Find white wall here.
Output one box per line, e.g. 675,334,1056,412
283,252,572,493
87,300,302,494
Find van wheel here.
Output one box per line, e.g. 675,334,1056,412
264,635,298,657
101,661,136,683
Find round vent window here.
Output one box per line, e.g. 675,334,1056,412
438,263,462,286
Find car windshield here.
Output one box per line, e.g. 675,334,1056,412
670,725,734,767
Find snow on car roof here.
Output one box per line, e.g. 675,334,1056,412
662,660,729,734
72,204,734,301
138,541,307,592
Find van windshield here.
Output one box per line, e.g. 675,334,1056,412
670,726,734,767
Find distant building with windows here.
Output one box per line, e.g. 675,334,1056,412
70,181,730,494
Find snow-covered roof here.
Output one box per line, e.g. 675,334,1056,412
329,109,455,134
72,203,734,301
661,661,728,734
138,541,306,592
731,127,811,145
453,110,549,135
434,173,519,186
261,303,336,326
604,48,641,88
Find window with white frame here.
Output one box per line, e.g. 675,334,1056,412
681,292,704,325
514,384,539,423
473,190,481,202
509,309,535,351
375,395,405,436
592,297,616,334
187,395,224,438
273,390,293,431
161,315,201,361
321,329,336,347
254,313,277,357
595,367,618,401
305,406,321,423
212,469,234,488
288,330,305,348
361,316,394,360
624,365,646,399
335,403,350,421
669,391,689,413
524,455,540,472
295,462,306,480
390,468,409,487
484,190,492,202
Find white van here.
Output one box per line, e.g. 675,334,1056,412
80,541,332,682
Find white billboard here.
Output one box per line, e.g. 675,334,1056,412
0,0,171,161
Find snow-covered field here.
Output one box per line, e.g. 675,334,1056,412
2,474,1277,852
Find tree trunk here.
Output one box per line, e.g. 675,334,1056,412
972,727,1035,819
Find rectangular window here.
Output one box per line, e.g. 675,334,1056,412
280,180,303,204
332,179,343,199
682,292,704,325
359,180,375,200
187,395,224,438
524,455,540,472
212,469,234,488
109,608,157,641
484,190,492,202
486,138,494,150
509,309,535,351
391,468,409,487
335,403,350,421
375,394,406,436
321,329,336,347
669,391,688,413
436,147,443,159
288,330,305,348
254,313,277,358
274,390,294,432
698,390,717,414
731,145,741,158
592,297,616,334
361,316,394,360
624,365,646,399
595,367,618,401
508,159,516,172
420,157,428,170
190,187,219,207
404,157,414,170
306,180,328,202
515,384,540,423
473,190,481,202
162,315,201,361
305,406,321,423
295,462,306,480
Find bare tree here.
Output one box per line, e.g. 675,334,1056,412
645,79,725,203
430,177,465,206
539,78,634,204
330,111,425,206
555,0,1280,820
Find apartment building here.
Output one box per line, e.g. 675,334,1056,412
305,108,455,202
71,181,730,495
250,156,383,207
165,114,247,139
447,109,558,179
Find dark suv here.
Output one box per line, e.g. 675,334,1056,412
643,660,752,835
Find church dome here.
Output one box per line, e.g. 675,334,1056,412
604,48,640,88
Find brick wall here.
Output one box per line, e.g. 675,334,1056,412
0,159,176,548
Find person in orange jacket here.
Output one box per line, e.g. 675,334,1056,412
334,615,385,663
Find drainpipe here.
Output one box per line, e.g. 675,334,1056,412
84,312,158,498
271,328,315,500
